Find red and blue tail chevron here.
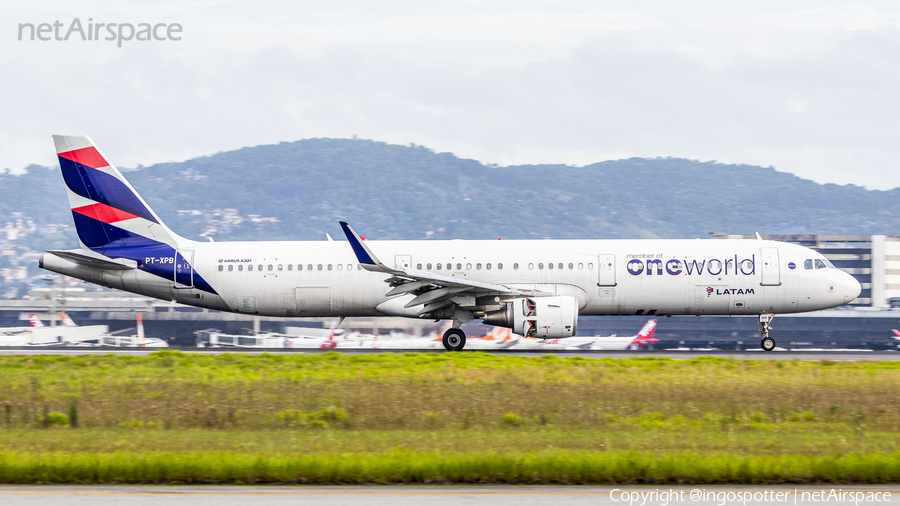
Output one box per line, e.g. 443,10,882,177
53,135,216,295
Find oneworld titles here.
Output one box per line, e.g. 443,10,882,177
18,18,182,47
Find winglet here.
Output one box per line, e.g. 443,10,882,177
339,221,393,273
755,232,763,240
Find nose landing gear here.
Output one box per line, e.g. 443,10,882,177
759,314,776,352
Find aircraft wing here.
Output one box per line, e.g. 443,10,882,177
339,221,550,315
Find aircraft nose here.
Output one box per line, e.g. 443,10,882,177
843,272,861,303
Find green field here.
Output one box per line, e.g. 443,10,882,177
1,352,899,483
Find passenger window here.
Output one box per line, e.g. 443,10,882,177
804,259,813,270
337,264,343,271
318,264,323,271
436,263,442,270
239,265,244,271
466,263,472,270
529,263,534,270
486,263,492,270
348,264,353,271
268,265,273,271
248,265,254,272
558,263,564,270
538,263,544,269
427,263,432,270
228,265,234,272
286,265,291,271
568,263,573,269
588,263,594,269
447,263,452,270
297,264,302,271
328,264,333,271
218,265,223,272
513,263,518,270
815,259,827,269
416,263,422,270
258,265,263,271
578,263,583,269
476,263,482,270
278,265,283,271
547,263,553,270
456,263,462,270
307,264,313,271
498,263,503,270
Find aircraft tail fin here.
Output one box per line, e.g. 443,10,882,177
58,312,77,327
53,135,186,253
136,312,145,346
630,319,659,347
321,318,339,349
28,314,44,328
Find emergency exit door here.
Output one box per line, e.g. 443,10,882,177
597,254,616,286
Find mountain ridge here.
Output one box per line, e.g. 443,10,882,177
2,138,898,251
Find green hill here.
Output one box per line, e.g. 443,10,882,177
4,138,899,250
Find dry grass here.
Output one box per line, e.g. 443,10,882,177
0,352,897,430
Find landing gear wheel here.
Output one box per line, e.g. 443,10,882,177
442,328,466,351
760,337,776,352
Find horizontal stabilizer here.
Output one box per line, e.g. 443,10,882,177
46,249,137,270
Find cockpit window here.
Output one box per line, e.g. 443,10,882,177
804,259,813,270
814,259,827,269
822,258,836,269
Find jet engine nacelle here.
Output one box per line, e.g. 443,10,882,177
482,296,578,338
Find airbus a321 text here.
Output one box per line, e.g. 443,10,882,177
39,135,861,351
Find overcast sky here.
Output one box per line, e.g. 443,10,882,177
4,1,900,189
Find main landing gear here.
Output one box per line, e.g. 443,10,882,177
442,328,467,351
759,314,776,352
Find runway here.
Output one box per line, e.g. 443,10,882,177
0,346,896,360
0,485,896,506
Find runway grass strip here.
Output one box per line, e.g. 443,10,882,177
0,428,892,458
4,352,900,430
3,451,900,484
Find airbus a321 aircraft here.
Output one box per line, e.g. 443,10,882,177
39,135,861,351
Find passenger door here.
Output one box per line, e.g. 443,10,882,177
760,248,781,286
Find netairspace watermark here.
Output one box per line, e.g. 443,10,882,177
610,489,893,506
17,18,182,47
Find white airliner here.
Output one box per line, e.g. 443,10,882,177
39,135,861,352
